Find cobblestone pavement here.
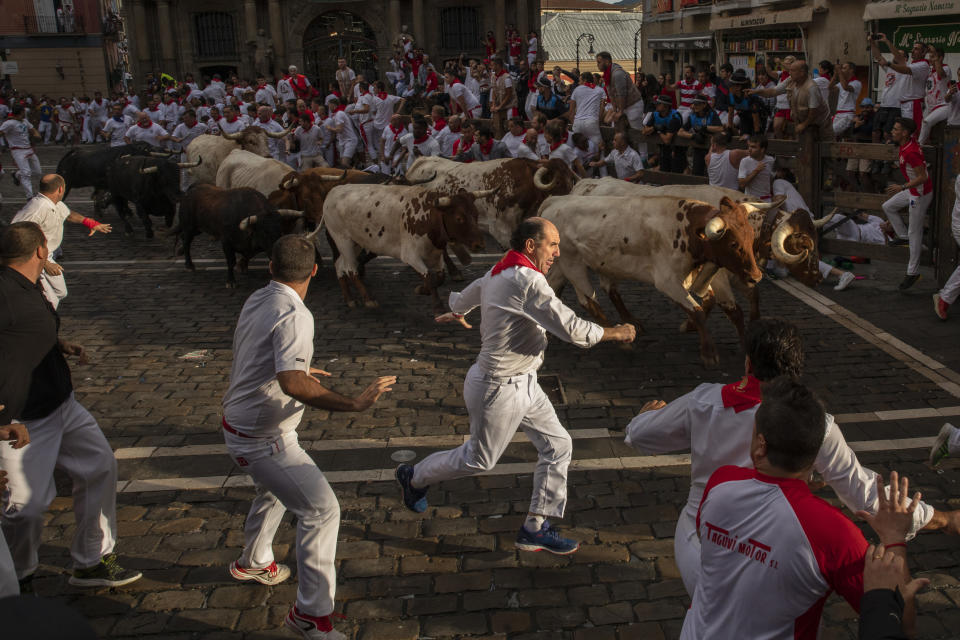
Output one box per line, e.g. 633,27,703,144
2,145,959,639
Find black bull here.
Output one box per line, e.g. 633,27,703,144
55,142,166,203
106,156,186,238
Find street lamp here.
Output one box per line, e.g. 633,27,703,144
575,32,595,71
633,26,642,80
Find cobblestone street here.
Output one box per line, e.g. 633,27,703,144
2,146,960,639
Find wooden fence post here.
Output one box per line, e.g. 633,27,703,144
795,127,820,214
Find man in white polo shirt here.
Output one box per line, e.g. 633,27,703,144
0,106,42,198
222,235,395,640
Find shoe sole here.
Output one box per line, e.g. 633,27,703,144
230,563,290,585
515,541,580,555
68,572,142,588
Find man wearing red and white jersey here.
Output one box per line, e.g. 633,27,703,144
883,118,933,290
673,65,703,125
878,35,929,130
624,318,955,598
681,377,921,640
918,46,950,144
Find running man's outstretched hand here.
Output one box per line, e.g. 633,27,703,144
0,405,30,449
435,312,473,329
354,376,397,411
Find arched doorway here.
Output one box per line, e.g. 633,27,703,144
303,11,378,96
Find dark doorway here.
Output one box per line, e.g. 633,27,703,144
199,65,239,82
303,11,379,94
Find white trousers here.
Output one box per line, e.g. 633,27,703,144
948,426,960,455
360,122,378,160
412,365,573,518
572,119,602,148
939,223,960,305
0,395,117,578
38,121,52,143
818,260,833,280
226,429,340,618
11,148,41,198
674,505,700,597
40,264,67,309
0,529,17,598
919,105,949,145
832,112,855,137
86,117,105,143
883,188,933,275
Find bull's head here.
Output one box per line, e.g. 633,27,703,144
434,189,488,252
532,159,579,194
223,125,271,158
767,206,834,286
696,196,764,286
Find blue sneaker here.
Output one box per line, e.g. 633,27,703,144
515,520,580,555
395,464,428,513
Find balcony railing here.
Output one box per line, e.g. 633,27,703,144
22,11,87,35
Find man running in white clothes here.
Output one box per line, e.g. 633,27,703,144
933,173,960,321
221,235,395,640
0,106,42,198
396,218,636,554
624,317,959,598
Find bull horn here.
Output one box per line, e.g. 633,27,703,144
813,207,839,229
176,156,202,168
139,166,159,174
281,177,300,189
304,224,324,239
275,209,305,217
750,194,788,211
119,154,131,159
320,173,344,182
690,263,720,298
149,151,172,157
770,218,806,265
266,128,291,139
471,188,496,199
407,169,437,185
437,196,452,207
705,216,726,240
222,130,241,140
533,166,557,191
239,215,257,230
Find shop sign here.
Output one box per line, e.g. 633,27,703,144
1,62,18,75
709,6,814,31
863,0,960,20
891,23,960,52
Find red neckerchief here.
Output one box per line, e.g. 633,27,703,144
226,115,238,123
479,138,494,155
720,375,762,413
413,133,430,144
137,120,153,129
148,105,160,111
496,69,508,79
377,91,388,100
582,82,596,89
292,74,309,93
550,139,563,152
259,117,272,125
300,122,312,131
453,137,474,154
257,84,267,90
432,118,446,132
491,250,541,276
602,66,612,87
448,77,462,86
527,75,537,91
94,98,103,105
389,124,404,141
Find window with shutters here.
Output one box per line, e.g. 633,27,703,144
440,7,479,51
194,12,238,59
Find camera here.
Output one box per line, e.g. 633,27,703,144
871,33,883,40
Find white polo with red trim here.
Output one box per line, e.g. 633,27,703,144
681,465,867,640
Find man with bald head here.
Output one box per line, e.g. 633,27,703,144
123,111,167,147
12,174,111,308
750,60,832,140
397,218,636,555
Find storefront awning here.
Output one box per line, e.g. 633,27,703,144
709,6,814,31
863,0,960,21
647,31,714,50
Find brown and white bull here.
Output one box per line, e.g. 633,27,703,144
215,149,301,196
184,125,288,185
268,168,392,225
540,194,767,367
570,178,833,322
406,157,578,247
322,184,492,310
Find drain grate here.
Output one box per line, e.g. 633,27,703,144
539,374,567,407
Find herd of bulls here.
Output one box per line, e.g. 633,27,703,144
55,127,833,367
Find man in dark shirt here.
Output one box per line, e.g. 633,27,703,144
0,222,141,590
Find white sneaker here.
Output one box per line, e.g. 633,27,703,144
834,271,855,291
229,559,290,585
284,606,347,640
930,423,957,467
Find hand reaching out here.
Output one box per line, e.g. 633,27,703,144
857,471,921,545
435,312,473,329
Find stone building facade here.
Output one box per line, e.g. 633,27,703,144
124,0,540,91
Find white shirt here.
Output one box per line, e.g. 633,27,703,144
381,124,406,160
327,110,358,142
204,81,227,105
258,118,288,158
448,265,603,376
162,101,183,128
277,77,296,103
399,132,440,169
255,85,277,106
222,281,314,437
604,147,644,179
708,150,740,190
950,90,960,126
354,92,381,124
878,65,909,108
834,215,888,245
87,98,108,119
12,194,71,253
103,116,133,146
813,75,830,106
295,124,324,157
449,82,481,113
57,105,76,125
835,78,861,112
548,144,579,170
570,84,605,123
124,122,167,147
218,117,246,135
172,121,209,152
145,107,164,124
738,154,774,199
122,102,140,120
926,63,951,110
500,131,525,157
515,143,539,161
772,178,807,213
904,59,930,101
0,119,32,148
374,94,403,130
573,139,599,167
528,36,538,54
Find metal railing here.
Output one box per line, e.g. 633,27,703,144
22,11,86,35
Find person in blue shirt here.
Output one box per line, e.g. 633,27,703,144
642,95,683,173
677,94,723,176
727,69,767,137
534,77,568,121
37,99,54,144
